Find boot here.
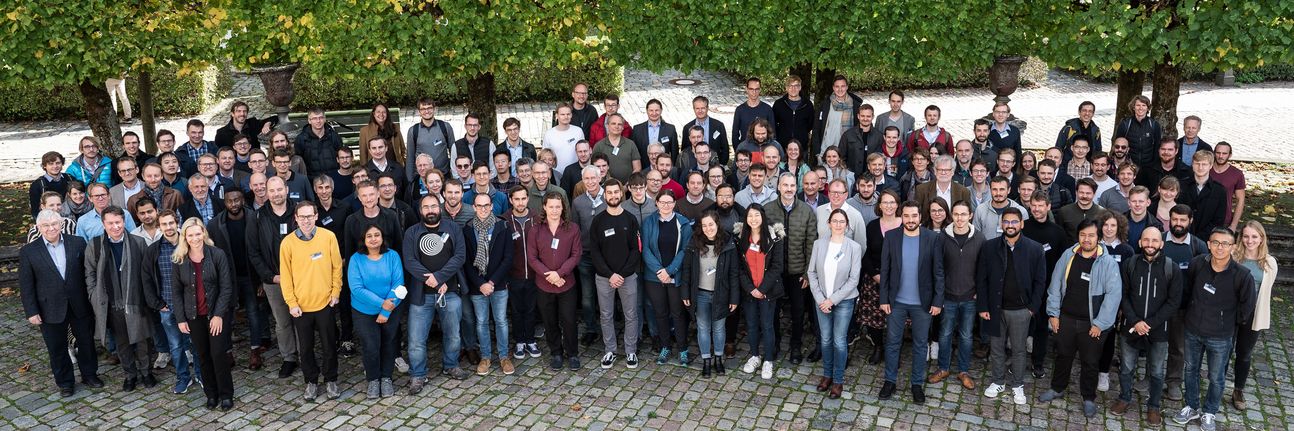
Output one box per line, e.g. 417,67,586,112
701,358,712,378
249,347,265,370
714,356,726,375
868,347,884,365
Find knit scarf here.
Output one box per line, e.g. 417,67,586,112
470,214,498,275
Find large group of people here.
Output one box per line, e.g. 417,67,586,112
19,78,1277,430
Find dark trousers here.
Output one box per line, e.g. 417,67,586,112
293,306,338,384
353,309,400,381
190,316,234,400
1233,323,1261,391
745,297,777,359
774,273,819,357
509,278,538,344
39,316,98,389
644,281,687,351
109,308,152,379
1050,315,1107,401
337,277,354,344
1030,299,1051,370
538,288,578,358
235,275,267,349
1098,327,1117,373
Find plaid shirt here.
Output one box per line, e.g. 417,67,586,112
157,238,177,308
184,141,210,165
194,198,215,223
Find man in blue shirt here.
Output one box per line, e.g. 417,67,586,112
878,201,945,404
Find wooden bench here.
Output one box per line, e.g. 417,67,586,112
286,108,402,153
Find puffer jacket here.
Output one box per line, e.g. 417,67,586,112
293,125,342,176
763,199,818,274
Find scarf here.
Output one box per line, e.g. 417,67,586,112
470,214,499,275
65,197,94,219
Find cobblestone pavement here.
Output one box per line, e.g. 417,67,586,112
2,285,1293,430
2,68,1293,183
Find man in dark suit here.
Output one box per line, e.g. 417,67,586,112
179,174,225,224
20,210,102,397
914,155,971,219
878,200,945,404
631,99,679,167
681,96,730,165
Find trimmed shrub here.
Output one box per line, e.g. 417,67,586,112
751,57,1049,95
291,64,625,110
0,66,230,121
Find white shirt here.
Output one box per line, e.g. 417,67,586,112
824,241,843,296
542,126,586,174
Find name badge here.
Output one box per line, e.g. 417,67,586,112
612,146,620,156
1042,244,1052,252
311,252,323,260
1113,255,1122,262
748,243,760,252
550,238,560,250
661,137,670,143
280,223,288,235
290,192,301,200
218,188,225,199
1080,272,1091,281
434,140,444,146
712,130,720,140
1203,283,1216,294
705,267,716,275
1179,262,1188,269
441,233,450,243
834,250,844,260
996,227,1003,233
604,228,616,237
512,232,521,240
567,138,576,144
321,216,333,225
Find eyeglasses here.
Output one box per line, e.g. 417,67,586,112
829,219,848,224
657,200,675,205
1208,240,1234,247
1001,220,1021,225
456,164,471,169
89,193,108,199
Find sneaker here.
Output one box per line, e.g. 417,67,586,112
984,383,1006,398
304,383,318,401
678,350,690,366
339,341,358,358
526,343,542,358
477,358,493,376
626,354,639,369
1082,400,1097,418
1172,406,1200,425
69,347,78,365
325,381,340,399
513,344,526,360
1199,413,1216,431
395,357,410,373
601,352,618,369
408,376,427,395
657,348,671,365
567,357,581,370
1038,389,1063,402
549,356,564,370
380,378,395,397
928,342,939,361
760,361,774,379
1165,385,1183,401
173,378,191,395
366,380,380,399
443,367,469,380
742,356,762,374
153,352,171,369
1011,386,1026,405
191,374,204,390
500,358,515,375
1031,365,1046,379
1097,372,1110,391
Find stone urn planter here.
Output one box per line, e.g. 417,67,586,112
252,63,300,126
988,56,1026,104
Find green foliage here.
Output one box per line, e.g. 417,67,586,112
292,64,623,109
0,67,229,121
752,58,1048,94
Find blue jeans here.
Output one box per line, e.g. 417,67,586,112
885,303,932,386
470,290,510,360
158,309,199,384
1184,330,1233,414
460,292,478,351
744,297,777,359
937,300,976,373
816,299,855,382
235,275,267,348
1119,339,1168,409
578,256,599,336
407,293,462,378
694,291,726,358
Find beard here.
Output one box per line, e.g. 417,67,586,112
423,211,441,226
1003,228,1020,238
1170,225,1188,237
1140,245,1160,258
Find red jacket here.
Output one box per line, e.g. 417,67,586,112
906,127,954,156
588,114,632,144
526,221,583,293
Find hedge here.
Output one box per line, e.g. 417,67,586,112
291,64,625,110
750,57,1050,94
1071,63,1294,84
0,66,231,121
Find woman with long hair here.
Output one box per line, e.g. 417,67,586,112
737,203,785,380
1094,210,1134,390
642,189,693,366
171,218,235,410
807,209,863,398
860,190,902,363
679,211,741,378
899,148,934,201
821,146,855,188
1150,176,1180,228
526,192,583,370
347,223,405,399
923,197,951,231
1020,151,1038,178
1230,221,1280,410
782,140,811,187
359,103,405,164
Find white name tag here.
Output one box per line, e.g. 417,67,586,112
280,223,288,235
512,232,521,240
705,267,716,275
311,252,323,261
1179,262,1189,269
996,227,1003,233
321,216,333,225
661,137,670,143
1203,283,1216,295
434,140,444,146
612,146,620,156
1080,272,1091,281
712,131,720,140
1043,244,1052,252
604,228,616,237
441,233,450,243
1113,255,1122,262
550,238,560,250
748,243,760,252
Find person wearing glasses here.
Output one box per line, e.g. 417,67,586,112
20,210,101,398
403,194,469,393
77,182,137,240
109,157,143,209
807,209,863,399
279,201,343,401
66,136,113,186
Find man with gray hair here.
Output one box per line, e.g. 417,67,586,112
247,176,300,379
527,160,569,216
20,209,101,397
572,164,607,346
914,155,970,219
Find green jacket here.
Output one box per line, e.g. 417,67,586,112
764,199,817,275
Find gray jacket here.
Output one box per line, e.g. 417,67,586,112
85,233,152,346
1046,244,1123,331
807,237,863,305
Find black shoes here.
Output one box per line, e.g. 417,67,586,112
580,333,598,347
911,385,926,404
278,361,298,379
219,398,234,411
206,397,219,409
868,348,884,365
714,357,726,376
549,356,564,370
82,376,104,388
122,377,138,392
141,373,158,388
701,358,712,378
788,354,803,365
59,386,75,398
806,348,822,363
878,381,896,400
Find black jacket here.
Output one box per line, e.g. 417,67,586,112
975,235,1048,337
1137,160,1191,190
1179,177,1228,239
1023,217,1071,282
680,238,742,321
1114,115,1162,171
246,202,295,284
771,95,815,148
294,125,343,177
839,126,882,176
811,93,863,158
631,121,679,166
879,227,945,309
681,117,730,165
171,245,235,323
215,116,277,149
178,195,226,224
18,235,91,324
462,219,514,294
1183,255,1256,338
1055,118,1102,165
1119,253,1183,342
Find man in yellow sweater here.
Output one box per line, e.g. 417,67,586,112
279,200,343,401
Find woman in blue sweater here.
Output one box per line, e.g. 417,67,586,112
642,189,693,366
348,223,405,399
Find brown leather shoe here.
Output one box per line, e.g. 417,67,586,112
927,370,951,384
957,372,976,390
1110,400,1130,415
828,383,843,399
249,347,265,370
816,376,832,392
1232,389,1247,410
1146,410,1162,425
724,343,736,358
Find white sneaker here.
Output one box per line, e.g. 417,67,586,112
984,383,1006,398
1097,372,1110,391
760,361,774,379
742,356,762,374
1011,386,1027,405
395,357,410,373
1200,413,1217,431
928,342,939,361
154,352,171,369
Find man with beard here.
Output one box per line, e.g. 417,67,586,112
328,148,356,204
905,105,954,156
849,172,881,224
1110,226,1182,426
951,140,977,186
1109,137,1133,171
1138,138,1191,190
969,120,1000,175
404,195,469,393
1209,142,1245,230
734,119,783,165
205,188,268,371
247,176,299,378
129,163,182,219
677,172,715,222
973,177,1027,241
713,183,742,234
1039,220,1122,418
839,104,881,175
1099,163,1138,214
1055,101,1102,164
977,207,1047,405
1160,204,1209,402
878,201,945,404
1179,151,1228,239
588,179,643,369
140,209,190,392
1022,191,1071,378
215,101,276,149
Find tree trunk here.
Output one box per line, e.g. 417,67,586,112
138,72,158,154
811,68,837,109
1112,70,1146,134
79,79,123,157
466,72,497,137
789,62,813,92
1150,60,1182,139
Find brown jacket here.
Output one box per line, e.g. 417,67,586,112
913,181,970,217
127,186,185,220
